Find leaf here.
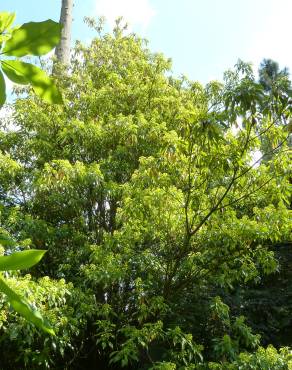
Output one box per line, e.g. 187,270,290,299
0,12,16,34
2,19,61,57
0,250,47,271
0,33,12,47
1,60,62,104
0,277,55,335
0,69,6,107
1,60,29,84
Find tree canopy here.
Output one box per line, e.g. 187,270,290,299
0,18,291,369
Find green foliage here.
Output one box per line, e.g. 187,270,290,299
0,242,54,335
0,274,93,369
209,346,292,369
259,58,291,95
0,11,63,336
2,60,62,103
0,19,291,368
0,12,62,106
210,297,260,362
0,276,54,336
0,12,16,35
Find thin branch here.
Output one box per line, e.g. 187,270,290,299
234,135,289,181
190,167,238,236
188,127,289,237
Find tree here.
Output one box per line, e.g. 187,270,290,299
259,58,291,95
257,59,291,161
55,0,74,64
0,22,291,368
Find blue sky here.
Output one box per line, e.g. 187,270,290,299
1,0,291,84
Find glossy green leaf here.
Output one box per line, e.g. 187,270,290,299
2,19,61,57
1,60,62,103
0,12,16,34
1,59,29,84
0,249,47,271
0,69,6,107
0,277,55,335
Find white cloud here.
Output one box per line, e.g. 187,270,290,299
93,0,156,31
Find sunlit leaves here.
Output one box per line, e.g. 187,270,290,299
2,19,61,57
0,277,54,335
0,12,15,34
0,249,55,334
0,11,63,338
2,60,62,103
0,12,62,106
0,22,291,368
0,249,47,271
1,59,29,84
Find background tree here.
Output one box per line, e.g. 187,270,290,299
257,58,291,161
259,58,291,95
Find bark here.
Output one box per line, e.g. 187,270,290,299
55,0,74,64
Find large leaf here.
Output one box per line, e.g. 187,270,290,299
0,277,55,335
1,60,62,104
1,59,29,84
2,19,61,57
0,250,47,271
0,69,6,107
0,12,16,34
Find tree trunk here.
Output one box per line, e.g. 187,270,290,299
55,0,73,64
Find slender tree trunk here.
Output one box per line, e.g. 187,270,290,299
55,0,74,64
